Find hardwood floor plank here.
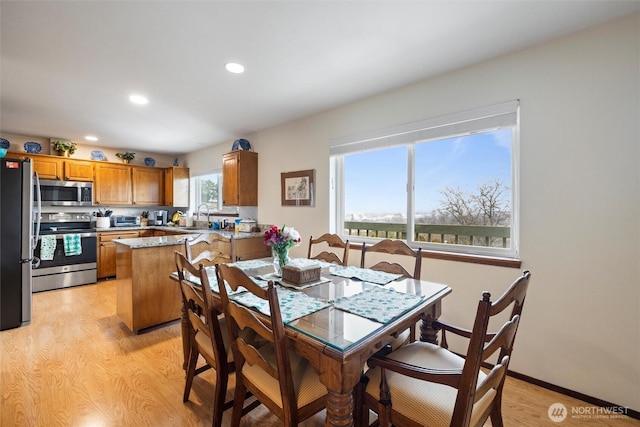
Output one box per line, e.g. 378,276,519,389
1,280,637,426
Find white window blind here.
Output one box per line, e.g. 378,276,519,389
330,100,519,156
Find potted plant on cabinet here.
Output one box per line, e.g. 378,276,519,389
51,139,77,157
116,152,136,164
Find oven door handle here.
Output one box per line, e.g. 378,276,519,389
38,232,97,240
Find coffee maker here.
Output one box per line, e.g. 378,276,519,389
152,210,167,225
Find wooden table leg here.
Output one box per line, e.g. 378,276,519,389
421,314,441,344
419,301,442,344
325,389,353,427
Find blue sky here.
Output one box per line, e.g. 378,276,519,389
344,129,512,214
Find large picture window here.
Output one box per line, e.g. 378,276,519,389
331,101,519,259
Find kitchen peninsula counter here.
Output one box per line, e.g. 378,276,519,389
113,231,270,333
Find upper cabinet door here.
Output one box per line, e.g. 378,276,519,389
222,150,257,206
27,155,63,180
164,167,190,207
132,167,164,206
94,163,132,205
64,159,94,181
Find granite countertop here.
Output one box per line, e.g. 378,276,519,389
98,225,264,240
114,234,199,249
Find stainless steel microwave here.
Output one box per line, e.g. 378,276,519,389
37,179,93,207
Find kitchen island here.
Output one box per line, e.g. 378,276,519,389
113,231,270,333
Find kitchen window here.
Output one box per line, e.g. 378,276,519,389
330,100,520,259
191,172,238,215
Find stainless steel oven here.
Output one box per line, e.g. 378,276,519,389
32,213,97,292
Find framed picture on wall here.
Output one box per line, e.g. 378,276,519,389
281,169,315,206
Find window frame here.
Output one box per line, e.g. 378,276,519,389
331,101,520,260
191,170,238,215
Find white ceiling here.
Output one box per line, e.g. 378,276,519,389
1,1,638,154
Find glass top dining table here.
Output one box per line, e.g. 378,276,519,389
174,258,452,427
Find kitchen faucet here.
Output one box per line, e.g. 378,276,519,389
197,204,210,222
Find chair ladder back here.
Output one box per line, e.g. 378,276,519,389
450,292,493,427
489,270,530,317
184,233,232,267
482,314,520,363
308,233,350,266
175,252,227,361
217,263,313,426
360,239,422,279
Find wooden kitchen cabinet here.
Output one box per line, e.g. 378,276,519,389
63,159,94,181
94,163,132,205
26,154,63,180
24,154,94,181
132,167,164,206
97,230,140,279
231,236,271,261
164,167,190,207
222,150,258,206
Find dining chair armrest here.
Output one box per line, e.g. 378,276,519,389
434,320,473,339
434,319,473,349
368,353,463,389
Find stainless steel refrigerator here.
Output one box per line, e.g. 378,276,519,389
0,157,41,330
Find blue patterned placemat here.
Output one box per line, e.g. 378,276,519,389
331,266,403,285
331,286,425,323
228,259,272,270
231,287,330,323
173,268,257,296
254,272,331,290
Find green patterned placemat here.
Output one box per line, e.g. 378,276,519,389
231,287,330,323
331,266,403,285
331,286,425,323
228,259,272,270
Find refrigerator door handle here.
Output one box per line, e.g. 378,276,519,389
33,172,41,250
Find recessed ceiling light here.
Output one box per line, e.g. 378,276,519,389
225,62,245,74
85,135,98,141
129,94,149,105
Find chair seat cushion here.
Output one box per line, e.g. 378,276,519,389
242,343,327,408
194,315,233,362
195,316,265,364
365,342,495,427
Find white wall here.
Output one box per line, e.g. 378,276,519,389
186,14,640,410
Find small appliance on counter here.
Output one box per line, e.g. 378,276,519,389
111,215,141,227
151,210,167,225
237,219,257,233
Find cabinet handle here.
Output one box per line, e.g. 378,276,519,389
56,176,60,180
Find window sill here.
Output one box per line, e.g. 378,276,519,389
349,242,521,269
420,249,521,268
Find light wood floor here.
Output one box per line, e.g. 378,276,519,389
1,280,638,427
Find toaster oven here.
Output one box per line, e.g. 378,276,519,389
111,216,140,227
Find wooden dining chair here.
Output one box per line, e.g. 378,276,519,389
307,233,350,266
357,270,531,427
174,251,234,427
361,239,422,348
216,263,329,427
179,234,233,370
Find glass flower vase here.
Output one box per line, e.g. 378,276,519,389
272,248,290,276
